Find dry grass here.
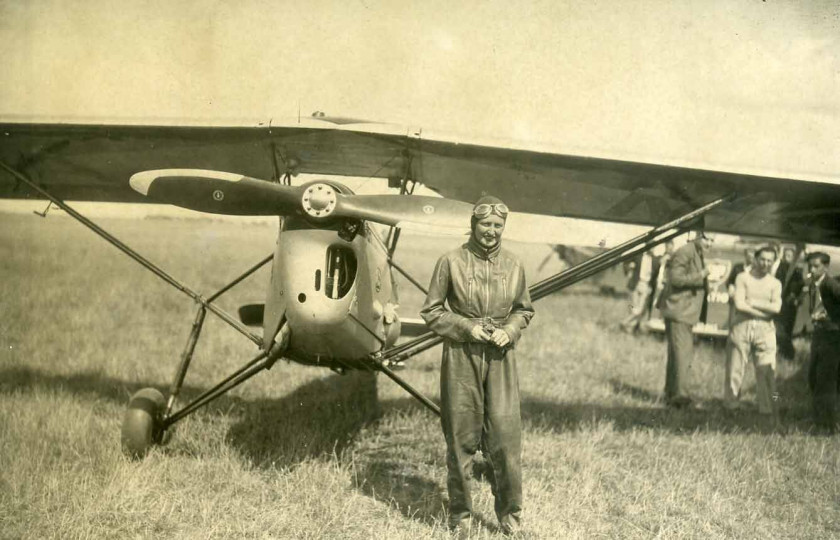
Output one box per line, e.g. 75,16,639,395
1,213,839,539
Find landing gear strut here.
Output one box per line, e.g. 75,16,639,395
118,254,275,459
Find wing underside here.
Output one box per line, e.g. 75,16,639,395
2,118,839,244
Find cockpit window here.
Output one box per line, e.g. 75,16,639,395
325,245,356,299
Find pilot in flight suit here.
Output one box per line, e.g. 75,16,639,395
421,196,534,536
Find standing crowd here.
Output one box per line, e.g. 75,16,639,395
643,232,840,434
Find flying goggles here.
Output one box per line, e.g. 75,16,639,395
472,203,509,219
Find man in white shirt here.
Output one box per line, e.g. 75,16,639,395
725,246,782,416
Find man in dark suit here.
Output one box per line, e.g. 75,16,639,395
805,252,840,433
656,231,712,408
774,247,805,360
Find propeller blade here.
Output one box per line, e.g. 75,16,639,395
335,194,474,228
130,169,304,215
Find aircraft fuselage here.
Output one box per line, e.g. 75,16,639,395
262,211,402,370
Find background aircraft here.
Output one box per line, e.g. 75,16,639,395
3,115,840,457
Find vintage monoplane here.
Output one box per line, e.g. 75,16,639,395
2,115,839,457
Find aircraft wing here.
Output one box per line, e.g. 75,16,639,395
414,135,840,246
2,116,839,244
0,117,415,204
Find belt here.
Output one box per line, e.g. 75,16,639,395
469,317,507,334
468,317,507,324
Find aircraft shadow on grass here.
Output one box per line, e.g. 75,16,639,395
0,361,816,444
1,364,450,524
520,367,815,436
1,360,823,528
0,365,383,465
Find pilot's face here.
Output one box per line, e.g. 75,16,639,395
755,250,775,276
473,214,506,249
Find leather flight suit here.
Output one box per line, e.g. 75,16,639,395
421,240,534,528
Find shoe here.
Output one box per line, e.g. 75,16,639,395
499,524,533,539
450,518,473,539
499,515,531,538
756,414,782,433
665,396,694,409
722,400,740,411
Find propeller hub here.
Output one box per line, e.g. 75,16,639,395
302,183,337,218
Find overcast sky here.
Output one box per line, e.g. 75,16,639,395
2,0,838,178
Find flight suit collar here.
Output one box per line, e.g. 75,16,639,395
467,235,502,261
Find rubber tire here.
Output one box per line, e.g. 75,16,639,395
121,388,166,459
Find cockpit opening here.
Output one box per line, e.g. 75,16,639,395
325,245,357,299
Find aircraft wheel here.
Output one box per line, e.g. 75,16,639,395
121,388,166,459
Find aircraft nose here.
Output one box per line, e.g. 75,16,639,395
302,183,337,217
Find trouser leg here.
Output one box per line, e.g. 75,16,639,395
621,284,650,332
776,305,797,359
440,342,484,525
753,364,776,415
665,320,694,401
483,351,522,526
812,332,840,432
725,325,748,403
753,321,777,415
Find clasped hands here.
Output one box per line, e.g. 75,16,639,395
471,324,511,348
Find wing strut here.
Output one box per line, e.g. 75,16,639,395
385,152,416,258
369,355,441,416
164,253,274,417
0,160,266,346
379,155,433,296
375,194,736,388
387,256,429,296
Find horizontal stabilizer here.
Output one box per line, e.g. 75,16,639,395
238,303,265,327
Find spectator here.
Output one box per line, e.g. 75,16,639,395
621,251,654,333
726,247,755,329
774,246,805,360
650,240,675,310
770,241,783,277
724,246,782,419
805,252,840,434
726,248,755,298
656,231,712,408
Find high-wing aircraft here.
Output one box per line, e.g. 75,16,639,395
3,114,839,458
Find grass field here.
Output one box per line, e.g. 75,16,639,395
1,212,838,539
